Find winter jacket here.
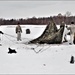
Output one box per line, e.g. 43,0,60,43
16,25,22,33
70,24,75,34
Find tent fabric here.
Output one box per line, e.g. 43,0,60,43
29,21,64,44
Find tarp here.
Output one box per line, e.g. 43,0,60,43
29,21,64,44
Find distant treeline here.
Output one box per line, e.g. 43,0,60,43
0,16,75,25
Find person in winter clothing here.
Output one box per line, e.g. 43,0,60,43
0,30,3,46
15,23,22,41
60,21,68,42
69,22,75,44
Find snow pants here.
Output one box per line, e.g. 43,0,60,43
70,33,74,44
17,32,21,41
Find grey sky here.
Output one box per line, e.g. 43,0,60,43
0,1,75,19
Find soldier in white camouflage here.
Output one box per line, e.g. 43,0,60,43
69,22,75,44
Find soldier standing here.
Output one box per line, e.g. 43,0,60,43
15,23,22,41
60,21,68,42
0,31,4,46
69,22,75,44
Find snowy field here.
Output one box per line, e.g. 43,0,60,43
0,25,75,74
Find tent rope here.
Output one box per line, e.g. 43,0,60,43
0,31,51,54
4,34,17,44
30,44,51,54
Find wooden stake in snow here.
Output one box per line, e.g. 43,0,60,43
70,56,74,64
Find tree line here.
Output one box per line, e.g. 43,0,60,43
0,15,75,25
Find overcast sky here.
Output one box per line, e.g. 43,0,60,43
0,1,75,19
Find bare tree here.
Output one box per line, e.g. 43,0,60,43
64,11,72,17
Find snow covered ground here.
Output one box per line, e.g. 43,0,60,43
0,25,75,74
